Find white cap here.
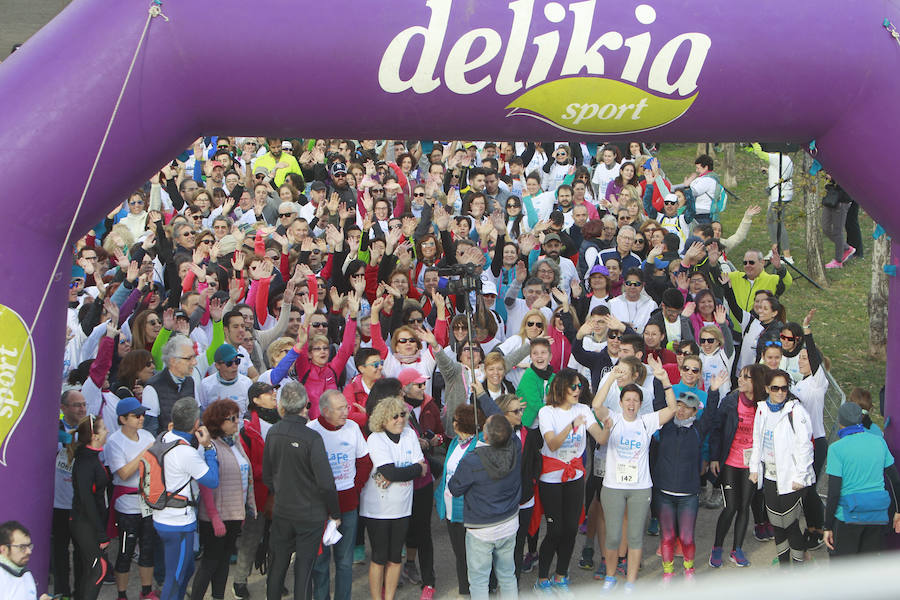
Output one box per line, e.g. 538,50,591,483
481,281,498,295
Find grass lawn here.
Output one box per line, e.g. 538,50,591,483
654,143,885,422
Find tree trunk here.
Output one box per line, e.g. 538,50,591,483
801,153,828,286
868,226,890,358
722,143,737,187
696,143,716,159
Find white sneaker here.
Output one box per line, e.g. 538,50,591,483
764,250,773,260
783,255,794,264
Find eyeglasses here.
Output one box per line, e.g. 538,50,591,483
764,340,782,348
279,213,294,218
351,273,366,279
311,346,330,352
769,385,790,393
4,542,33,552
406,318,424,325
310,322,328,328
680,365,700,374
568,383,583,391
699,337,717,344
396,337,416,344
413,192,425,198
219,359,238,367
371,188,384,194
226,415,239,422
624,280,642,287
607,331,621,340
453,324,467,331
147,319,161,326
391,411,408,420
780,334,797,342
743,260,757,265
177,355,197,361
506,407,524,415
526,321,543,328
365,360,384,369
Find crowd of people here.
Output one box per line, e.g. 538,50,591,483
37,138,899,600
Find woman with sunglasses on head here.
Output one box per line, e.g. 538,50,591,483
192,399,255,600
360,396,427,600
748,369,816,566
532,368,607,595
591,356,677,592
708,364,770,568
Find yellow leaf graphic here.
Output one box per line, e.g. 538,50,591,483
0,304,35,467
505,77,697,135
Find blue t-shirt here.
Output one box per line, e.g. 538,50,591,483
826,431,895,522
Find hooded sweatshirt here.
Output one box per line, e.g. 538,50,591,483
447,436,522,528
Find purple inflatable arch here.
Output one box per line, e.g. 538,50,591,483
1,0,899,584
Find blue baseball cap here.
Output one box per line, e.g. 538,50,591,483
116,396,147,417
214,343,240,363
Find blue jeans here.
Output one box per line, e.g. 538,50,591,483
466,530,518,600
154,525,195,600
312,510,358,600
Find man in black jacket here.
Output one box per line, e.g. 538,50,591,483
263,381,340,600
448,415,521,600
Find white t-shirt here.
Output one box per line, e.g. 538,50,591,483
538,403,594,483
608,295,657,334
105,428,155,514
604,411,661,490
359,429,423,519
151,431,209,527
0,566,37,600
230,443,251,504
199,373,253,417
307,419,369,492
503,303,553,348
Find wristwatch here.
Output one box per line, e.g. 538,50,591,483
203,444,214,451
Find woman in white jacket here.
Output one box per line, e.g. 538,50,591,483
748,368,815,565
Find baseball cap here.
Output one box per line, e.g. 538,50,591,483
398,368,428,387
281,141,293,151
214,343,240,364
838,402,863,427
253,165,269,177
588,265,610,277
330,162,348,176
173,309,189,321
543,233,562,244
481,281,498,295
676,391,701,409
116,396,148,417
310,181,327,192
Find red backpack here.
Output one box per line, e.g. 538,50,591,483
138,432,195,510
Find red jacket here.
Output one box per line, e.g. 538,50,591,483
343,374,371,429
239,411,269,510
293,316,357,420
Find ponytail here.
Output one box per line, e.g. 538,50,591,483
66,415,99,464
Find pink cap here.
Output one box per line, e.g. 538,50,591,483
398,368,428,386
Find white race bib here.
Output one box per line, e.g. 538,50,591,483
742,448,752,468
615,461,638,485
139,496,152,518
764,461,777,480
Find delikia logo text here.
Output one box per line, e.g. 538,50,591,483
378,0,710,134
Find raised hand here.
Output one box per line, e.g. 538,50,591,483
231,250,245,273
675,270,689,290
550,287,569,307
714,304,727,324
710,370,729,391
433,203,450,231
162,307,175,330
718,270,732,287
346,292,360,318
570,277,583,298
770,244,782,270
491,208,506,234
683,242,705,265
113,247,129,271
647,353,666,380
681,301,696,317
370,295,385,316
209,241,221,263
514,260,528,284
803,308,816,329
228,277,242,304
744,204,762,219
209,297,225,322
104,297,120,324
126,260,140,283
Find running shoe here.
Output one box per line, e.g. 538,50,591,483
521,552,537,573
646,518,660,536
578,547,594,569
533,579,554,596
765,523,776,540
684,567,696,582
730,548,750,567
753,524,769,542
593,557,607,580
623,582,636,594
615,557,627,577
709,546,723,568
601,576,618,592
841,246,856,263
551,576,573,596
825,259,842,269
402,561,422,585
419,585,435,600
806,530,825,551
661,572,674,585
783,255,794,264
353,545,366,564
233,583,250,600
140,592,160,600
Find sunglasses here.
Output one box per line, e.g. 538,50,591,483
699,337,717,344
413,192,425,197
607,331,621,339
769,385,790,393
407,318,424,325
279,213,294,218
219,359,238,367
453,324,467,331
371,188,384,193
396,337,416,344
568,383,583,391
680,365,700,374
677,350,693,356
624,280,642,287
365,360,384,369
351,273,366,279
764,340,782,348
663,200,678,206
310,322,328,328
146,319,161,326
506,203,520,209
129,199,145,205
743,260,757,266
391,411,408,420
526,321,544,328
199,239,213,245
311,346,330,352
780,334,797,342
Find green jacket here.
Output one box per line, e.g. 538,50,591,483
727,267,792,316
517,368,554,428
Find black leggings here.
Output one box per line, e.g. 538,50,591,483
538,478,584,579
69,517,106,600
763,478,806,564
714,465,755,549
52,508,82,596
191,520,242,600
802,437,827,530
514,507,534,580
405,483,435,587
114,512,155,572
446,521,469,595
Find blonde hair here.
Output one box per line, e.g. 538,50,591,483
102,224,135,254
483,351,505,370
266,337,295,366
699,325,723,347
517,309,547,339
390,326,421,353
368,396,407,433
496,394,521,413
